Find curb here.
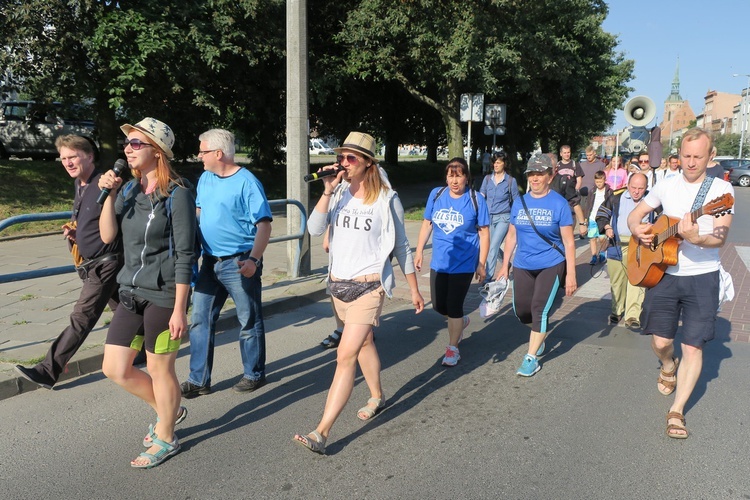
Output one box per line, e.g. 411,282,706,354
0,285,329,401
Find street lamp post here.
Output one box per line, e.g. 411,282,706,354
733,73,750,159
460,93,484,164
483,103,507,152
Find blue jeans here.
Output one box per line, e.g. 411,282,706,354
187,255,265,387
486,213,510,278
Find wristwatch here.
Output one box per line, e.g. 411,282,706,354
247,256,261,266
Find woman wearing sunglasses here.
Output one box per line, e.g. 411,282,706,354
293,132,424,454
98,117,197,469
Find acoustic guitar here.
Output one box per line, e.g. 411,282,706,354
627,193,734,288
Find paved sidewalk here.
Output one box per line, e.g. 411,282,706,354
0,182,435,399
2,181,748,400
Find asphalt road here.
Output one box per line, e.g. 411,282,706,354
3,289,750,498
1,182,749,499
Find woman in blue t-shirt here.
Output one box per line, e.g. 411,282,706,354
494,154,578,377
415,157,490,367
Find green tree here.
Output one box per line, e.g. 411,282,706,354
0,0,286,167
714,133,741,157
335,0,633,164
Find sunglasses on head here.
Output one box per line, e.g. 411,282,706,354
336,154,359,164
123,138,153,151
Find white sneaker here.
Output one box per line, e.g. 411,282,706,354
442,346,461,367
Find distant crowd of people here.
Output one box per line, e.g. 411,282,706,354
14,126,734,467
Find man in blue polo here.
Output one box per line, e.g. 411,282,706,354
181,129,273,397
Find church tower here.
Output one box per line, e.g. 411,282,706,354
659,58,696,150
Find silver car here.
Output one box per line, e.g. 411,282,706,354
0,101,97,160
722,159,750,187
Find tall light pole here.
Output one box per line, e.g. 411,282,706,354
287,0,310,276
733,73,750,159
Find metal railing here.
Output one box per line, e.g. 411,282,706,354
0,199,307,284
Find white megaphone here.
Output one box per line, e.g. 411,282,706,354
624,96,656,127
623,96,656,153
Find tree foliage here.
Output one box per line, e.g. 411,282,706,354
714,133,741,157
334,0,634,166
0,0,285,167
1,0,634,175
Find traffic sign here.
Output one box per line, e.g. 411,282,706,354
460,93,485,122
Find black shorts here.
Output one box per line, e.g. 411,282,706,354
641,271,719,347
106,290,180,354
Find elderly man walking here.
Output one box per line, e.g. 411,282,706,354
181,129,273,397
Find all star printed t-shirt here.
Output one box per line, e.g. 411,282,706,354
424,187,489,274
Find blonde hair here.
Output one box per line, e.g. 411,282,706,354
362,160,385,205
681,127,714,153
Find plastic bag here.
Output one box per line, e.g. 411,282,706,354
478,277,510,318
718,264,734,312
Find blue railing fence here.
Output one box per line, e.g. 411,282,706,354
0,199,307,284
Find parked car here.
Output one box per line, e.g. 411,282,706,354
309,138,334,155
724,159,750,187
0,101,97,160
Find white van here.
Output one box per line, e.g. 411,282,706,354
309,138,334,155
0,101,97,159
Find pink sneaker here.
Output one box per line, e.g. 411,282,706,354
442,346,461,367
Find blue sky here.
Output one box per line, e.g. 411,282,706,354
603,0,750,131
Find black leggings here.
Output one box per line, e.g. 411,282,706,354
512,261,565,333
430,270,474,319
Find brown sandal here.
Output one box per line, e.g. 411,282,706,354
657,358,679,396
666,411,688,439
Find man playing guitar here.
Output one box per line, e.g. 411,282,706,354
627,128,734,440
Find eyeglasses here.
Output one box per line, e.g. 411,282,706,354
198,150,217,156
123,138,153,151
336,154,359,164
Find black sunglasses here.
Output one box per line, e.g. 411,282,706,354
123,138,154,151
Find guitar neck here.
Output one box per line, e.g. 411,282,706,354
657,206,705,242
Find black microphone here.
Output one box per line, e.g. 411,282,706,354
304,165,344,182
96,159,128,205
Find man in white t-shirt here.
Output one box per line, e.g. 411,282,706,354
655,154,681,183
628,128,734,440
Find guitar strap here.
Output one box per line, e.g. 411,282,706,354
689,176,715,212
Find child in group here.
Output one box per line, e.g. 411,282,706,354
583,170,613,265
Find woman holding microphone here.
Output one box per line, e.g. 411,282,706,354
98,118,196,469
293,132,424,455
